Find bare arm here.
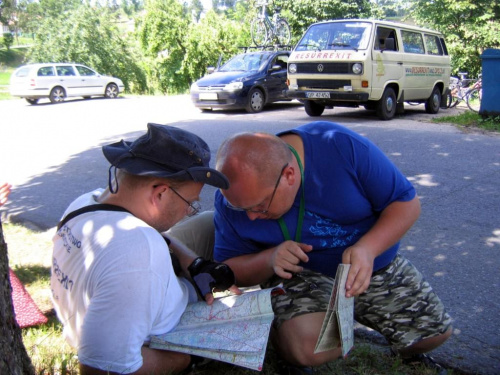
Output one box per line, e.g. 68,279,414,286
343,195,421,297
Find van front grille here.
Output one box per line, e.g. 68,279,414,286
296,63,351,74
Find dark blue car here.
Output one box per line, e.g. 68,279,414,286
190,49,290,113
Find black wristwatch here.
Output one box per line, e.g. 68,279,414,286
188,257,205,276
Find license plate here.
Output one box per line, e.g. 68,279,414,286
306,92,330,99
199,92,218,100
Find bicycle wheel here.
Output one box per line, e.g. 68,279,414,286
466,88,481,112
251,18,269,46
447,92,460,108
275,19,291,45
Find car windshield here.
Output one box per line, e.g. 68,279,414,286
219,53,271,72
296,21,372,51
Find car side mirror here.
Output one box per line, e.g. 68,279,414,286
206,67,215,74
271,64,283,72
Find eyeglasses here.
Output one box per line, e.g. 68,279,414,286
169,187,201,217
226,163,288,214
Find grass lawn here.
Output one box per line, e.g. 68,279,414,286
2,220,456,375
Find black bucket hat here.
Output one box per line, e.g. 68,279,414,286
102,123,229,189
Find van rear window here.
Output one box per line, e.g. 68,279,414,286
401,30,425,54
424,35,444,55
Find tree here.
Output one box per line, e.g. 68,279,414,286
137,0,192,94
27,3,147,93
409,0,500,76
0,220,35,375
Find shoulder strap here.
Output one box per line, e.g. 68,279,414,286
57,204,131,231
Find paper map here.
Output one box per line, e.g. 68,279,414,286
150,287,282,371
314,264,354,357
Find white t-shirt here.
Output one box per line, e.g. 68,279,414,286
51,189,197,373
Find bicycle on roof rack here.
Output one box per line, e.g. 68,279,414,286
251,1,291,47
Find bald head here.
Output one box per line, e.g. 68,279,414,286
216,132,292,186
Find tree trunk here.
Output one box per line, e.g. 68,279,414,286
0,219,35,375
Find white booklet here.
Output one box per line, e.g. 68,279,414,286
314,264,355,357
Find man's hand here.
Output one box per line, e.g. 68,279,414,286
270,241,312,279
188,258,241,304
342,245,375,298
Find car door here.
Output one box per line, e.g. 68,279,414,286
74,65,105,96
266,53,289,101
55,65,81,96
371,26,403,100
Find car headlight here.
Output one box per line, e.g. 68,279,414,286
190,82,199,92
223,82,244,91
352,63,363,75
289,63,297,74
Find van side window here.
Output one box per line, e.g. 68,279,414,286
56,66,76,76
424,34,443,55
374,27,398,51
37,67,55,76
401,30,425,54
439,38,449,55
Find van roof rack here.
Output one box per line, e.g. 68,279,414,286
238,44,293,53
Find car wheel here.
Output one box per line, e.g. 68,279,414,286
304,100,325,117
105,83,119,98
376,87,396,120
245,88,264,113
49,87,66,104
25,98,39,105
425,86,441,114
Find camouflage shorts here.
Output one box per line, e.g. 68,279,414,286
264,254,452,349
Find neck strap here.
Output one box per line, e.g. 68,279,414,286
278,145,305,242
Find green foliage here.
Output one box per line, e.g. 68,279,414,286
1,33,14,50
137,0,191,94
433,110,500,132
137,1,250,94
27,3,147,93
409,0,500,77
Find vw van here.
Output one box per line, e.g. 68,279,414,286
285,19,450,120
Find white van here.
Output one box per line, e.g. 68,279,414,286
10,63,125,105
285,19,450,120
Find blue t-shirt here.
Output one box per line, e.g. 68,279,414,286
214,121,416,278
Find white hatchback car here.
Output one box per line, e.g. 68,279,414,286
10,63,125,105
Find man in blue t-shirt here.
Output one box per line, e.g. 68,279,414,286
212,121,452,373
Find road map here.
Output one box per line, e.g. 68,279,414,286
150,287,282,371
314,264,354,357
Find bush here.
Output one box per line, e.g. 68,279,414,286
2,33,14,50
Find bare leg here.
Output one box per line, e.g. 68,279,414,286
271,312,342,367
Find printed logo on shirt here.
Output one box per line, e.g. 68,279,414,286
307,212,360,248
53,257,74,292
57,225,82,253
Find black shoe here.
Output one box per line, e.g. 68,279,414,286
391,349,447,375
276,357,315,375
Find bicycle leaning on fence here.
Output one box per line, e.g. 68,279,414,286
447,72,482,113
250,1,291,46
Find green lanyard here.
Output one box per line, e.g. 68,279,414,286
278,145,305,242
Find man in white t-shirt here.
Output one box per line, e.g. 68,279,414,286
51,123,240,375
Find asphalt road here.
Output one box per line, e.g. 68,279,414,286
1,95,499,374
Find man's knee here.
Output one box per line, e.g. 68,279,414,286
272,312,342,367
